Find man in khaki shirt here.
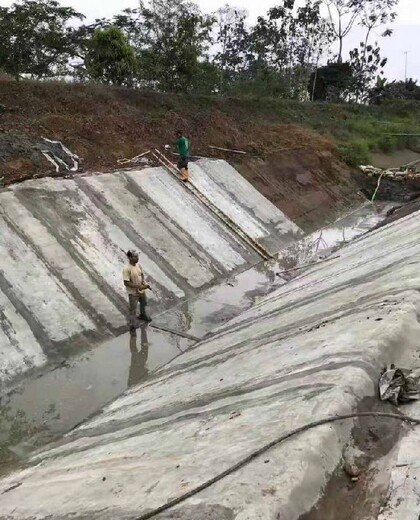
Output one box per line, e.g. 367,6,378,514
123,251,152,335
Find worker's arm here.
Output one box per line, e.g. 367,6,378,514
124,280,150,291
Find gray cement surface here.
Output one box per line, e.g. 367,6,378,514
1,207,419,519
0,200,391,484
0,159,301,388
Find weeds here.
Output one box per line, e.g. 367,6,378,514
339,140,371,166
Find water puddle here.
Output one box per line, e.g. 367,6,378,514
0,325,192,468
152,261,282,339
278,202,393,269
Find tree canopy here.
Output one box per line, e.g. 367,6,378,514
0,0,83,80
84,26,137,86
0,0,403,103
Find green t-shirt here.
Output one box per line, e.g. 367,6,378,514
176,136,190,157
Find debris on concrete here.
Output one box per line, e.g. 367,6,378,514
343,460,361,480
41,151,60,172
342,442,365,480
379,366,420,405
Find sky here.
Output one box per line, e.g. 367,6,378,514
1,0,419,80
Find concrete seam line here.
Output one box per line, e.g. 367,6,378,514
136,411,420,520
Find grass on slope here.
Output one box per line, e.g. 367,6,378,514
1,78,420,170
235,96,420,166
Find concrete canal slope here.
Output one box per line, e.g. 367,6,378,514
2,210,420,519
0,159,301,387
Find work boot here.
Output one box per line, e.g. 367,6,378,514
180,168,189,182
139,313,152,323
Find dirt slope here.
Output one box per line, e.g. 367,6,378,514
0,78,369,228
233,150,363,231
0,78,334,180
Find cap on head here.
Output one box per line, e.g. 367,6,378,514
127,250,138,259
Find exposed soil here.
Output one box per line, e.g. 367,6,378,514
0,78,335,187
299,398,403,520
0,77,371,229
233,150,364,232
2,78,419,228
353,170,420,203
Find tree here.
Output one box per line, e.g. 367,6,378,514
357,0,398,78
0,0,83,80
113,0,214,92
247,0,333,99
191,60,221,94
84,26,137,86
321,0,398,100
359,0,398,53
370,78,420,104
348,41,387,102
292,0,335,99
309,61,353,101
214,5,250,94
323,0,364,62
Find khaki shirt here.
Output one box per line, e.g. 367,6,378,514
123,264,145,295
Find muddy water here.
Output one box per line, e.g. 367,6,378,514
152,261,281,339
0,326,192,468
0,201,393,472
278,202,394,269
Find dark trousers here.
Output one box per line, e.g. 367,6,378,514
128,293,147,330
177,155,189,170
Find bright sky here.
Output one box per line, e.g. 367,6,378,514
1,0,419,80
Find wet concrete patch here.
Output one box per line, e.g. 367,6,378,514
0,326,192,467
278,202,394,270
0,201,395,486
152,261,283,339
155,504,236,519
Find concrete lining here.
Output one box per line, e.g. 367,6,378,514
1,211,420,519
0,160,301,387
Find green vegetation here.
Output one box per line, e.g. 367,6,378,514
4,72,419,166
0,0,409,103
210,96,420,163
0,0,83,81
1,0,419,167
339,140,370,167
84,26,138,86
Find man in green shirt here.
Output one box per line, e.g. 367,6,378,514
176,130,190,182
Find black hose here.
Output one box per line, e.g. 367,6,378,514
136,411,420,520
